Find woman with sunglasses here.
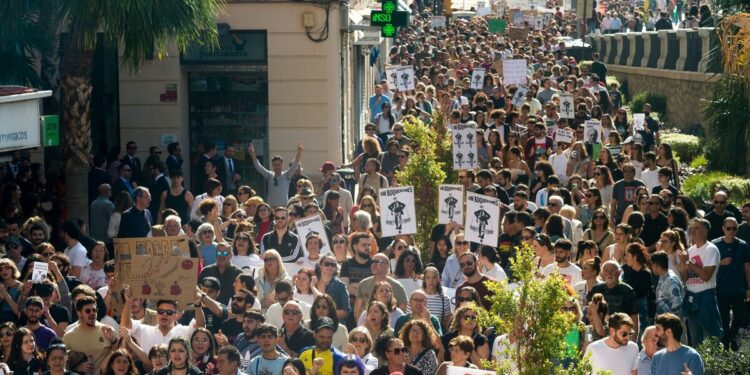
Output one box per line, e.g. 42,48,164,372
519,227,536,248
603,223,632,264
307,294,349,350
230,232,262,272
252,203,273,245
220,195,239,223
582,209,614,257
330,234,350,264
370,335,423,375
441,305,489,364
314,254,350,320
6,327,45,375
344,328,377,373
255,250,289,310
590,165,615,207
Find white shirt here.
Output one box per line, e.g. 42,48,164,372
131,319,195,352
584,338,639,375
549,150,571,185
265,300,312,329
190,193,225,220
482,263,508,282
685,241,720,293
541,262,582,289
641,168,660,193
65,242,90,268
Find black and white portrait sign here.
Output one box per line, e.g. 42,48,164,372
584,120,602,144
294,214,331,255
470,67,486,90
450,123,479,170
511,85,528,108
378,186,417,236
395,66,415,92
559,93,575,119
438,184,465,224
386,66,399,90
465,192,500,246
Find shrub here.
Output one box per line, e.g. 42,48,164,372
697,336,750,374
661,133,703,163
628,91,667,117
690,154,708,170
682,172,750,206
703,76,750,176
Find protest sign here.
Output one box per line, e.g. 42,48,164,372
559,93,575,119
378,186,417,236
465,192,501,246
450,123,479,170
512,10,524,25
32,262,48,283
114,236,192,288
385,66,399,90
584,120,602,144
535,16,544,30
502,59,527,85
431,16,446,28
294,214,331,255
507,27,529,40
511,86,528,107
129,256,199,306
470,68,486,90
488,18,507,33
438,184,465,224
395,66,415,92
477,6,492,16
633,113,645,131
555,128,574,144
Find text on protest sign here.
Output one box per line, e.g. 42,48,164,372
378,186,417,236
438,184,465,224
294,214,331,255
128,256,199,306
465,192,501,247
502,59,528,85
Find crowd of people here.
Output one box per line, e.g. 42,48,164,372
582,0,714,33
0,2,743,375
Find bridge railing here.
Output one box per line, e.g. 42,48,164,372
587,28,721,73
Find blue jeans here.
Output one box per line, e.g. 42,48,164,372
637,296,651,344
684,289,723,346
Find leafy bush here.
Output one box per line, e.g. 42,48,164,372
628,91,667,117
703,76,750,176
697,336,750,374
691,154,708,170
682,172,750,206
661,133,703,164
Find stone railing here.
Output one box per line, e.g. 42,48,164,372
587,28,721,73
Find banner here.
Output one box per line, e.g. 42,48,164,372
385,66,399,90
294,214,331,255
128,256,199,306
559,93,575,119
470,68,486,90
395,66,415,92
465,192,501,246
451,123,479,170
438,185,465,224
584,120,602,144
555,128,575,144
378,186,417,236
502,59,527,85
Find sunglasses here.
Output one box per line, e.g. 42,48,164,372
157,309,175,316
388,347,405,355
463,315,478,321
274,216,287,221
264,258,277,263
350,337,368,344
283,310,301,316
714,200,727,205
322,261,337,267
333,240,347,245
216,251,230,257
459,261,474,268
233,296,246,302
593,216,606,220
84,308,98,314
0,331,13,338
725,226,738,231
373,260,389,265
456,240,469,245
521,235,533,241
360,204,374,208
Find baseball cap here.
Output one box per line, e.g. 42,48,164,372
313,316,336,331
320,161,336,173
200,277,221,291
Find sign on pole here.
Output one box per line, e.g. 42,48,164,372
470,68,486,90
294,214,331,255
438,184,465,224
559,93,575,119
465,192,501,246
395,66,415,92
451,123,479,170
378,186,417,236
502,59,527,85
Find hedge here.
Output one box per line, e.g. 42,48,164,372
628,91,667,118
661,133,702,163
682,172,750,206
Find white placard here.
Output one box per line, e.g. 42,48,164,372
477,6,492,16
385,66,399,91
465,192,501,247
294,215,331,256
378,186,417,236
584,120,602,144
446,365,497,375
395,66,415,92
523,14,536,26
502,59,528,85
32,262,48,283
398,278,422,297
535,16,544,30
633,113,646,131
450,123,479,170
511,86,528,108
512,11,525,26
438,185,465,224
431,16,446,28
470,68,486,90
559,93,575,119
555,128,574,144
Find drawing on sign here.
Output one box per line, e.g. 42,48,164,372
465,192,500,246
451,123,478,170
473,207,492,242
584,120,602,144
439,185,464,224
513,11,524,25
560,94,575,119
471,68,485,90
32,262,48,283
379,187,416,236
535,16,544,30
396,66,415,91
444,195,459,221
295,215,331,255
454,133,463,147
386,66,399,89
128,256,199,305
633,113,645,131
512,86,528,107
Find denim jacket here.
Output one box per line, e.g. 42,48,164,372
656,269,684,315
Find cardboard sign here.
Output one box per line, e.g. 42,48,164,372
446,365,497,375
584,120,602,144
502,59,527,85
431,16,446,28
438,185,465,224
633,113,645,131
470,67,486,90
32,262,48,283
465,192,501,247
555,128,575,144
488,18,507,34
378,186,417,236
507,26,528,41
559,93,575,119
395,66,415,92
294,215,331,255
511,86,528,107
385,66,399,90
114,236,192,293
128,256,199,306
451,123,479,170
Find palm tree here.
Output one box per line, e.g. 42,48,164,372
57,0,224,221
0,0,57,86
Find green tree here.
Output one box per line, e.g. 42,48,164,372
0,0,57,86
479,243,595,375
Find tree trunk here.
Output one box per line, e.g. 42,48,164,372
60,49,94,223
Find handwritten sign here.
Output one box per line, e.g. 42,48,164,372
502,59,527,85
451,123,479,170
470,67,486,90
555,128,574,144
114,237,192,296
378,186,417,236
465,192,501,247
559,93,575,119
294,214,331,255
507,27,528,41
438,185,465,224
128,256,199,305
395,66,415,92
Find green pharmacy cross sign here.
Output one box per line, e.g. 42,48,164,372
371,0,409,37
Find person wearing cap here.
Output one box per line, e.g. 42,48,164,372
178,276,227,334
199,242,243,305
299,317,345,375
316,161,344,196
4,236,26,271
